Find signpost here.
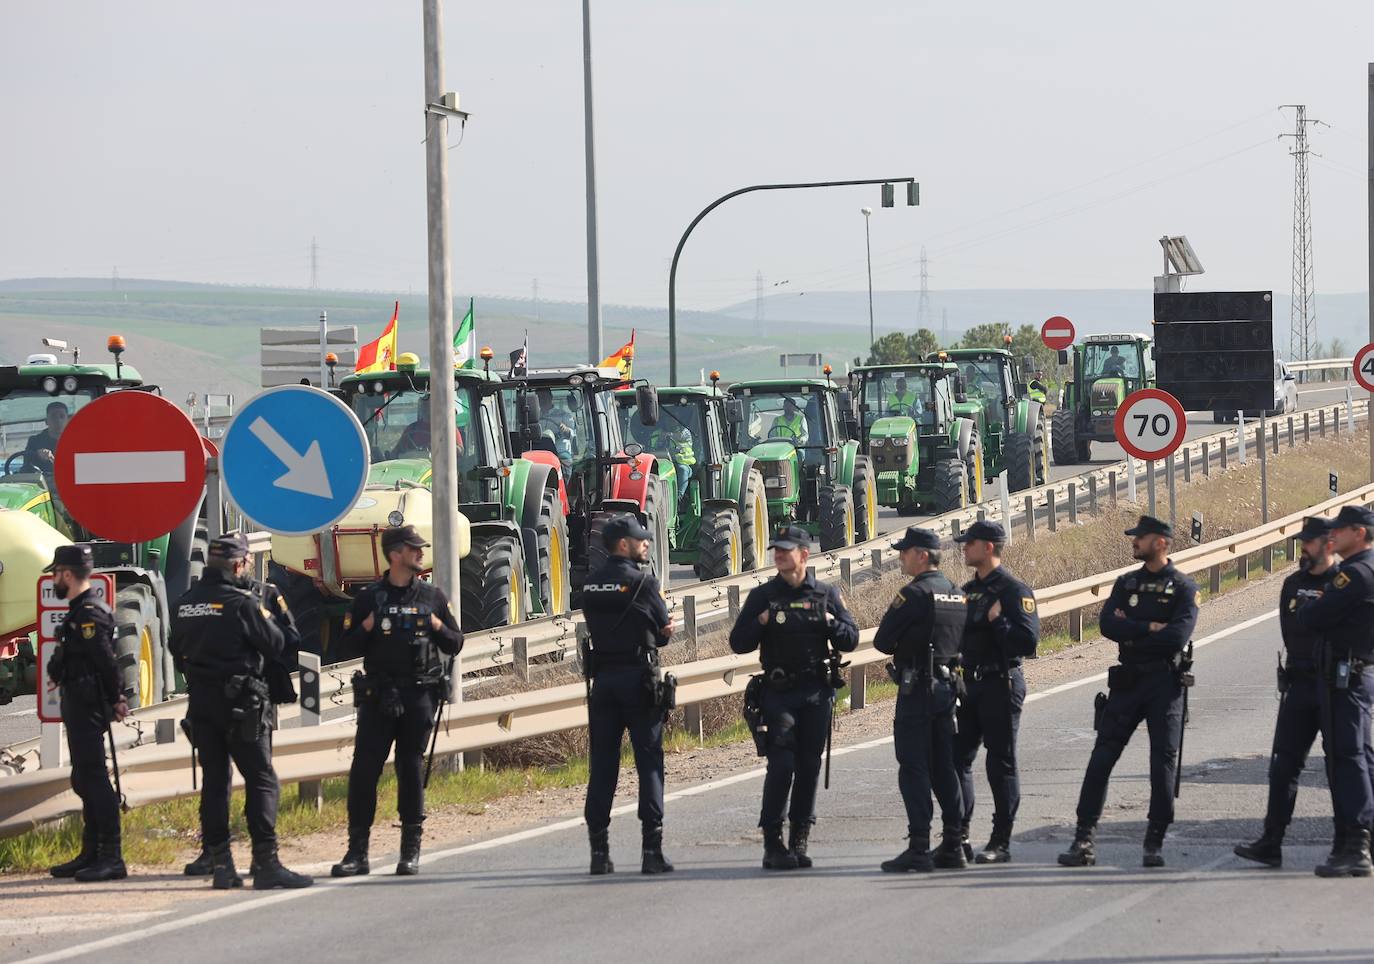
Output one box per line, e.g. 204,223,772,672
1041,316,1075,351
1115,388,1187,520
259,317,358,389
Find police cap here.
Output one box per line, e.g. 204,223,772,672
891,527,940,551
952,520,1006,544
603,514,652,549
1296,516,1332,542
1124,515,1172,539
768,524,812,550
1330,505,1374,531
381,524,429,553
207,532,251,561
44,543,94,572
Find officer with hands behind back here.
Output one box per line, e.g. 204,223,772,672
331,525,463,879
580,515,676,876
874,527,967,873
169,533,312,891
730,525,859,871
1059,515,1198,869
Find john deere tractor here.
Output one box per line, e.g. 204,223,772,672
614,375,769,580
927,345,1048,492
727,374,877,551
1050,333,1155,465
848,363,985,514
268,353,571,651
0,337,201,707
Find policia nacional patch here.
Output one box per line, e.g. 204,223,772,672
1333,572,1351,589
1021,597,1036,614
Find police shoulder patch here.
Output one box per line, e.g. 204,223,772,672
80,623,96,639
343,613,353,630
276,595,289,613
889,591,906,609
1334,572,1352,590
1021,596,1037,614
260,606,273,619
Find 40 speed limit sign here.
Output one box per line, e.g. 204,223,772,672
1354,342,1374,393
1114,388,1188,461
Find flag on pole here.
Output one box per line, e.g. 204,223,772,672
355,302,399,374
598,329,635,379
508,331,528,376
453,298,476,369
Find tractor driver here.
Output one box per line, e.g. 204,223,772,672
391,400,464,460
23,400,69,473
770,397,810,446
886,377,924,419
537,387,578,476
1100,346,1127,377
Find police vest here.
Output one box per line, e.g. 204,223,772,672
1319,554,1374,660
1279,569,1326,662
582,567,659,661
369,586,444,680
759,584,831,674
1115,568,1187,663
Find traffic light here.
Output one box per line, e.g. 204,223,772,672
881,183,894,208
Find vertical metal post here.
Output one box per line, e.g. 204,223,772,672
1068,608,1082,643
1237,410,1247,464
1202,441,1210,476
1088,475,1098,514
999,472,1012,540
1146,460,1156,516
581,0,602,363
1067,482,1078,524
1287,416,1295,449
513,636,530,683
1221,434,1230,469
1304,411,1311,444
1127,456,1137,503
1320,408,1327,437
1259,412,1269,524
1271,422,1279,456
1335,405,1342,437
1209,564,1221,595
728,584,741,622
863,210,874,355
204,456,225,540
840,557,853,593
1182,449,1192,484
318,310,328,388
871,548,883,573
682,596,702,741
1024,495,1035,540
1167,456,1177,532
851,664,867,710
1346,388,1355,433
1109,470,1118,507
1046,489,1057,531
40,723,63,769
950,518,962,541
298,652,323,810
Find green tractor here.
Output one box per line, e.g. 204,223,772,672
727,375,877,551
268,352,571,653
1050,333,1155,464
928,346,1049,492
847,362,987,514
0,337,202,707
613,376,769,580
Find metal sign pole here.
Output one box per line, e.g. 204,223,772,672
1127,455,1137,503
1146,459,1156,516
1259,412,1269,523
1167,453,1177,531
998,471,1012,542
1237,409,1247,465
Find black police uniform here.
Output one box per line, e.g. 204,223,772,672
581,515,674,875
45,545,126,882
874,528,966,871
730,528,859,869
953,522,1039,863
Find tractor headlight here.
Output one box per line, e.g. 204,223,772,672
569,375,584,385
870,438,884,448
764,477,785,489
42,376,58,394
387,510,405,527
893,436,909,447
61,375,79,393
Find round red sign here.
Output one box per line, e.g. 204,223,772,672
1353,342,1374,393
1041,316,1076,351
1113,388,1188,461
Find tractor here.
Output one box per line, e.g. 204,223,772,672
613,374,769,580
267,352,571,652
0,337,202,707
498,366,671,604
727,372,878,551
1050,333,1155,464
927,344,1048,492
847,362,986,514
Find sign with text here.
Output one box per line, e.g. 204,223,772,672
36,573,114,723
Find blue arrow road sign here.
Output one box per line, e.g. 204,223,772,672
221,385,370,536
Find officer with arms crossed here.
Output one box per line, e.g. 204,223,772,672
874,527,967,873
1235,516,1338,868
169,533,312,890
581,515,676,875
45,544,129,882
953,520,1039,864
730,525,859,870
1296,504,1374,877
1060,515,1198,868
332,525,463,878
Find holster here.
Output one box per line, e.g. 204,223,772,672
225,674,270,743
1276,652,1290,695
1093,691,1108,731
1106,664,1136,690
654,672,678,714
742,674,768,756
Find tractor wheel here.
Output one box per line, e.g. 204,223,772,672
738,469,768,572
965,432,986,504
579,512,616,602
819,484,856,551
1051,408,1079,466
1004,430,1036,493
458,532,525,632
852,455,878,543
1033,420,1049,486
115,583,163,708
932,459,968,514
695,505,742,580
644,476,671,582
534,486,571,617
268,562,325,658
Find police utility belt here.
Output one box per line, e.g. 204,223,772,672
885,657,959,697
966,660,1021,681
224,674,271,742
579,636,677,715
1107,649,1194,690
351,669,447,719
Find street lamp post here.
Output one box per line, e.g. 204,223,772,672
861,206,874,358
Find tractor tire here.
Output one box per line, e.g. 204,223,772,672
534,486,571,617
931,459,968,514
738,469,768,572
1033,420,1049,486
576,512,616,605
115,583,163,708
1003,430,1036,493
819,484,856,551
458,532,525,633
1051,408,1079,466
695,505,742,580
268,563,326,659
852,455,878,543
644,476,671,582
965,431,985,504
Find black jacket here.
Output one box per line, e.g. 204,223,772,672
582,555,671,666
51,587,120,704
874,570,965,666
1099,560,1199,663
961,565,1040,667
730,572,859,675
169,569,285,682
1279,566,1330,663
1296,548,1374,660
341,576,463,681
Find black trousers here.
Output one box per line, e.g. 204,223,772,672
60,691,120,837
1075,667,1184,830
347,685,436,829
1317,666,1374,829
893,679,963,842
188,686,280,849
759,681,831,830
1263,668,1326,834
584,666,665,833
955,667,1026,834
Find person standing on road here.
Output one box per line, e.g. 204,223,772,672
1296,504,1374,878
44,544,129,882
169,533,312,891
874,527,967,873
1235,517,1338,868
730,525,859,870
952,520,1039,865
331,525,463,879
580,515,676,876
1059,515,1198,869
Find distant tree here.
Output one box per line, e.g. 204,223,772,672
960,322,1013,350
1010,324,1061,392
1328,337,1349,359
866,332,917,365
910,328,941,359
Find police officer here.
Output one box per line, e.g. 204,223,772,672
1297,504,1374,877
1059,515,1199,869
331,524,463,878
581,515,676,875
874,527,966,872
729,525,859,870
1235,516,1337,868
953,520,1039,864
44,544,128,882
169,533,311,890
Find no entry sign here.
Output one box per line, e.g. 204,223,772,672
1114,388,1187,461
1041,316,1076,351
54,392,208,543
1353,342,1374,393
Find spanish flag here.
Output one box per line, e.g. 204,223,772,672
355,302,399,374
599,329,635,379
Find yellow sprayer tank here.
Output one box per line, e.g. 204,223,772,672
0,509,72,637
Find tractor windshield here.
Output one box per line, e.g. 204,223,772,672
860,370,935,430
957,359,1008,409
1084,343,1139,380
349,382,483,476
0,389,98,476
736,391,824,453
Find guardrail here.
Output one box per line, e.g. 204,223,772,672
1288,357,1355,382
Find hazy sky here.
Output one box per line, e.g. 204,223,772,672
3,1,1371,311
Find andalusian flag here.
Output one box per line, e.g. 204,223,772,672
355,302,399,374
599,329,635,379
453,298,476,369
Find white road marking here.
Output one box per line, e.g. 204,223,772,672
0,911,170,937
72,451,184,485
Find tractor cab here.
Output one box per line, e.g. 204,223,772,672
1052,333,1155,465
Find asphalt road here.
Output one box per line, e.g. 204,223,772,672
16,595,1374,963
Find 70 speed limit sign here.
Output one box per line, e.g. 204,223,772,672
1114,388,1188,461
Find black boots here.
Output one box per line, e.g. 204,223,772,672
788,822,813,870
1234,827,1284,868
881,836,933,873
589,827,614,875
50,824,97,879
1058,826,1096,867
976,828,1012,865
1143,824,1167,868
209,840,242,890
395,824,423,876
762,826,799,870
932,828,968,869
1315,826,1373,878
184,844,214,877
74,830,127,883
331,828,371,878
641,824,674,875
251,842,313,890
